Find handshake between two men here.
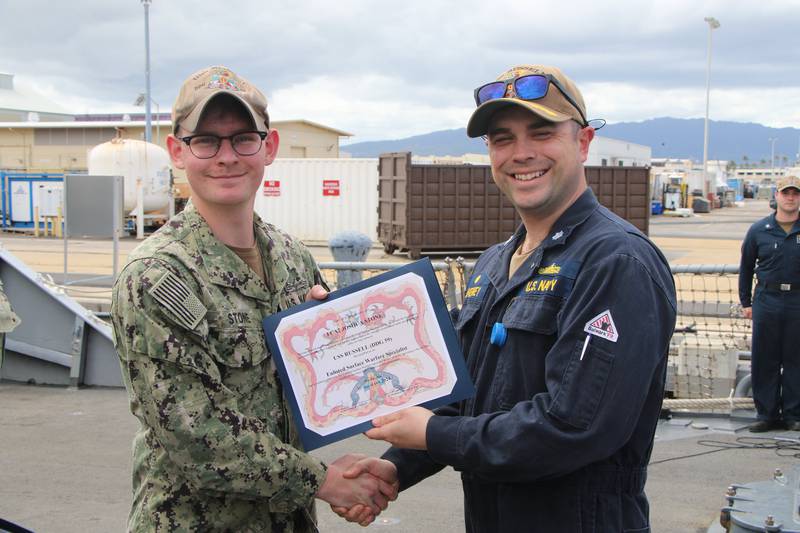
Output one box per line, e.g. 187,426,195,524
318,406,434,526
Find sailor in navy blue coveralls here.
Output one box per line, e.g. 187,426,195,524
739,177,800,432
343,65,677,532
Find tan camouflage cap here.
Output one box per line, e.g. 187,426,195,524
467,64,587,138
172,66,269,134
777,175,800,192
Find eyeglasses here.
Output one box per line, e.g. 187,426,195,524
179,130,268,159
473,74,588,127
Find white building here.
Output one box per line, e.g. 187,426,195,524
0,73,72,122
586,136,651,167
413,135,651,167
734,167,792,184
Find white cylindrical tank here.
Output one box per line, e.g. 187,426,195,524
88,139,171,212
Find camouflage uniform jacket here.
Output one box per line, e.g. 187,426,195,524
111,202,327,532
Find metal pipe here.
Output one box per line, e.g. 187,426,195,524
317,261,741,275
701,17,720,197
734,374,752,398
112,176,120,279
61,275,114,287
63,176,68,284
317,261,453,271
5,338,72,367
142,0,152,143
136,178,145,240
768,137,777,180
670,263,738,274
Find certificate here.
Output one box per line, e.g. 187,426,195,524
262,259,474,450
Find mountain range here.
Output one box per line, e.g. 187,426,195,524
342,117,800,165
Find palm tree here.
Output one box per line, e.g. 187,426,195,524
742,155,749,168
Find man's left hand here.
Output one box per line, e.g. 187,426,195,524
365,407,433,450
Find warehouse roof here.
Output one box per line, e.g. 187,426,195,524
0,73,70,116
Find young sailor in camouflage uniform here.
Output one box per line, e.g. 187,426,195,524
111,66,397,532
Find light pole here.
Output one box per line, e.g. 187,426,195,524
142,0,152,143
769,137,777,180
701,16,720,199
134,93,160,145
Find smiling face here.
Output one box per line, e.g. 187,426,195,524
167,96,278,215
486,106,594,222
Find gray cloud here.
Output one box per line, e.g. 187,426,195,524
2,0,799,140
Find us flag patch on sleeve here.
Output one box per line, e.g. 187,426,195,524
584,310,619,342
148,271,207,330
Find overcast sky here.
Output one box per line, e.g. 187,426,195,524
2,0,799,142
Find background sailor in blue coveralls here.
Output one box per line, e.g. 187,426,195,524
333,65,677,532
739,175,800,433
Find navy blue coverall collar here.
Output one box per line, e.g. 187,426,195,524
765,211,800,235
488,187,600,290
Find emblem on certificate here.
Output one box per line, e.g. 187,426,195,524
263,259,474,450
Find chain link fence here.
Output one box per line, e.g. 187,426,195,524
318,260,752,404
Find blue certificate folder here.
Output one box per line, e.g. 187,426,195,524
262,258,475,451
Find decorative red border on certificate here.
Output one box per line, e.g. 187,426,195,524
279,281,448,428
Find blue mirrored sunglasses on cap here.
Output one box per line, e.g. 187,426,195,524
473,73,588,127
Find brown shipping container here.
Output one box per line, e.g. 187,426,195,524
378,152,650,259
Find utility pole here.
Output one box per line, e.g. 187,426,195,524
769,137,777,180
142,0,152,143
702,16,720,198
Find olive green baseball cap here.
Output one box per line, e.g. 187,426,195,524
172,65,269,134
467,64,587,138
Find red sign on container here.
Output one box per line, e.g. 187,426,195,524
263,180,280,197
322,179,340,197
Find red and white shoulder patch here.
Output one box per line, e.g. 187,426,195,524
583,310,619,343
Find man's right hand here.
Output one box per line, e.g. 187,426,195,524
742,306,752,320
328,454,399,526
316,454,398,526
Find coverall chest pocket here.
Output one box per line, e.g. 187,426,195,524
756,238,782,268
548,338,616,430
491,295,560,410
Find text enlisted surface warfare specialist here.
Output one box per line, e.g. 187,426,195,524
338,65,677,532
111,66,396,532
